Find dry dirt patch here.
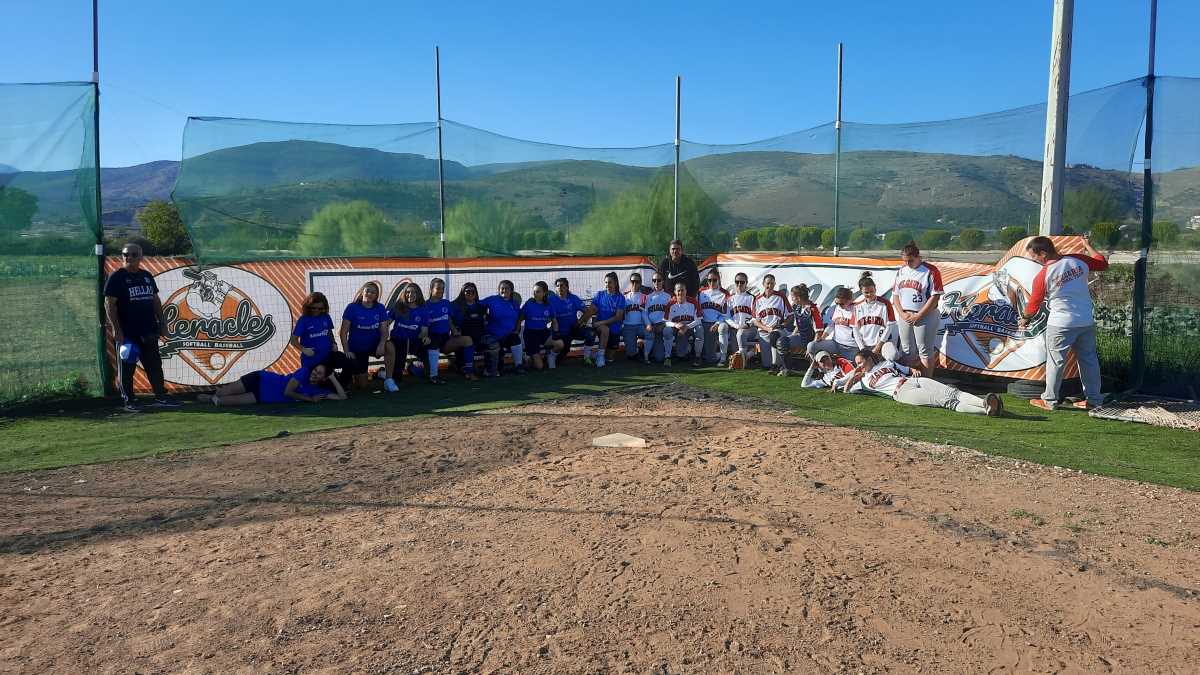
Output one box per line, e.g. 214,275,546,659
1,385,1198,673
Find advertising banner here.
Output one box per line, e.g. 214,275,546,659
108,237,1087,392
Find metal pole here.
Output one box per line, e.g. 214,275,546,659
93,0,114,396
673,76,680,243
1039,0,1074,235
833,43,843,256
435,47,448,283
1130,0,1157,391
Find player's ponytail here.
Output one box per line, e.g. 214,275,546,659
791,283,810,303
858,271,876,290
834,286,853,303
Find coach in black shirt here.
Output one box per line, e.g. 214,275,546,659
657,239,700,298
103,243,177,411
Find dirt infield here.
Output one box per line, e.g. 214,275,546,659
1,385,1198,673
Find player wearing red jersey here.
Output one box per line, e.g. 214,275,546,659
724,273,758,369
663,282,702,367
753,273,792,373
699,270,731,365
853,271,896,355
892,241,944,377
843,349,1002,416
807,286,858,361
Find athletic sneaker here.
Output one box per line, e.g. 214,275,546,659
428,377,446,385
515,365,528,375
384,377,400,392
777,368,790,377
1029,398,1056,411
121,402,142,413
692,357,702,367
1070,400,1093,410
150,398,181,409
643,356,651,365
986,393,1003,417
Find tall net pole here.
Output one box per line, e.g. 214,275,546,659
93,0,113,395
833,43,843,257
673,76,681,243
1131,0,1157,391
1039,0,1074,235
435,47,448,283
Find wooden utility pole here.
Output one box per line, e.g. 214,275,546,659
1039,0,1074,235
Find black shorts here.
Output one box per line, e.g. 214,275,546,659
604,329,622,349
523,328,553,354
555,324,595,346
428,332,451,350
490,332,521,350
344,347,373,375
239,372,263,403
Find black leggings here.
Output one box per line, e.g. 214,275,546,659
117,333,166,403
390,336,424,379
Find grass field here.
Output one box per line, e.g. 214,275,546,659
3,360,1197,490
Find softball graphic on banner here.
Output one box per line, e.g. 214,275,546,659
154,266,292,386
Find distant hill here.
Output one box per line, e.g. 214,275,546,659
4,138,1199,234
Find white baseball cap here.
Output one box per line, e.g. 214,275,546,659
813,350,831,364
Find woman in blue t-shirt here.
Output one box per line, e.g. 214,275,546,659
425,278,476,382
451,281,498,377
199,363,347,406
383,282,430,389
481,279,524,376
338,281,390,389
291,292,339,370
521,281,564,370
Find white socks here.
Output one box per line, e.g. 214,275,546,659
547,352,557,369
511,344,524,368
426,350,440,380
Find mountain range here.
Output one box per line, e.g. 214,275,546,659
5,139,1198,231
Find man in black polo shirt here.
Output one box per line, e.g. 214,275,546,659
657,239,700,298
104,243,178,412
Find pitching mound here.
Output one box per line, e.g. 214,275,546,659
2,384,1198,672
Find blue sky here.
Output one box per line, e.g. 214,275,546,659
1,0,1194,168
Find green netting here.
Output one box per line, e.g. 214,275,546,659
1143,76,1200,397
0,82,102,404
441,120,678,256
685,79,1147,253
174,117,442,261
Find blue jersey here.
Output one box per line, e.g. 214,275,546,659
521,299,555,330
342,301,389,352
482,294,520,336
550,293,585,331
389,306,426,340
592,290,626,330
422,298,453,335
292,314,335,361
259,368,327,404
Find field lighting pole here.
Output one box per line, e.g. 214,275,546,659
435,47,448,283
1130,0,1158,391
93,0,114,396
833,43,843,257
1039,0,1074,235
673,76,681,242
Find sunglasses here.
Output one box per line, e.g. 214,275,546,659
735,279,748,284
652,278,663,283
121,252,140,258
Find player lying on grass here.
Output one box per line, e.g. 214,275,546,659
199,363,347,406
839,348,1002,417
801,350,856,389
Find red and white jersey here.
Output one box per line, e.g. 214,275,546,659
698,287,729,323
665,297,702,329
725,291,756,329
827,303,858,347
860,360,913,398
791,301,825,333
803,356,856,389
623,289,649,325
892,262,944,312
646,290,672,324
754,291,791,330
1025,254,1107,328
853,298,896,347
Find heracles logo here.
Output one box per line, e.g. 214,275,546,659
940,268,1047,371
156,266,292,386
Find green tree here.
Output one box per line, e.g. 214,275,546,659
757,227,779,250
798,226,822,249
883,229,916,250
297,200,432,257
998,226,1027,250
847,228,874,250
136,199,191,254
1063,187,1126,232
920,229,952,250
820,228,836,249
1090,221,1122,249
0,186,39,231
738,229,761,250
1152,221,1180,247
956,228,985,250
776,227,800,250
444,199,547,256
572,169,721,255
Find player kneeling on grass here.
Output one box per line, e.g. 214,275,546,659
841,348,1002,417
338,281,389,390
521,281,564,370
425,278,476,383
383,283,428,390
663,282,702,367
201,363,347,406
802,349,855,389
590,272,626,368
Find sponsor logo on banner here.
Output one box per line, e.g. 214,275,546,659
156,267,292,385
938,261,1048,373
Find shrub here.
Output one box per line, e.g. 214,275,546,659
956,228,985,250
1091,221,1122,249
919,229,952,250
883,230,916,250
847,228,874,250
998,226,1027,249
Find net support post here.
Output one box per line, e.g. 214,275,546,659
673,75,681,244
435,46,449,284
1038,0,1073,236
93,0,114,397
1130,0,1157,392
832,43,843,257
